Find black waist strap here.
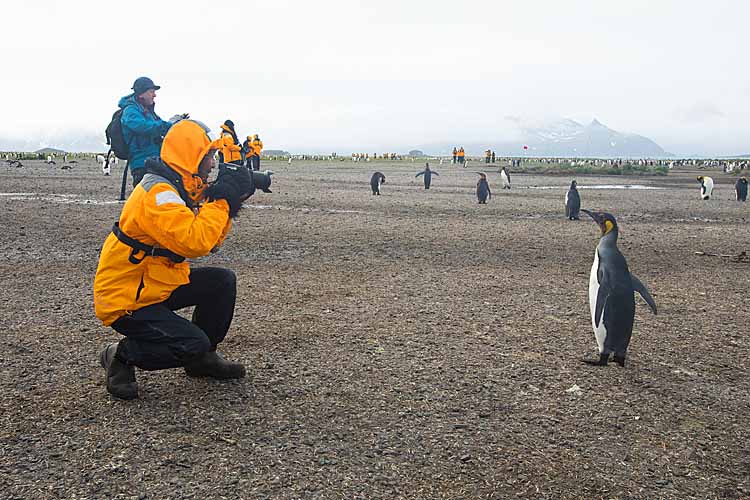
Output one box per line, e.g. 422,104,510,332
112,222,185,264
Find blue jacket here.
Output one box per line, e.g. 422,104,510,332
118,95,172,170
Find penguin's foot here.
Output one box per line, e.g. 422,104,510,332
582,352,609,366
613,355,626,367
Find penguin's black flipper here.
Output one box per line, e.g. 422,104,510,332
594,288,608,328
631,274,657,315
594,264,612,328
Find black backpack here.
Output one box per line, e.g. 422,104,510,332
105,108,130,160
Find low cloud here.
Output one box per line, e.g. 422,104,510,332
674,102,725,122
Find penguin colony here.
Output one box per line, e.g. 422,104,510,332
359,164,676,367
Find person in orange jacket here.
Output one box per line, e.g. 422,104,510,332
218,119,243,166
248,134,263,171
457,147,465,164
94,119,255,400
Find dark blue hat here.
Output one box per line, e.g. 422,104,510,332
132,76,161,95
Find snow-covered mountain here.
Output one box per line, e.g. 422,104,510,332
420,118,670,158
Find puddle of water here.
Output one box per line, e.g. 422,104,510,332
245,203,364,215
525,185,664,190
0,192,123,204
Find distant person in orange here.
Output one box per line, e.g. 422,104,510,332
485,149,491,164
452,147,458,164
458,147,465,165
248,134,263,171
218,120,243,166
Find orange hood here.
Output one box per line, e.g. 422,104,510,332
160,120,223,200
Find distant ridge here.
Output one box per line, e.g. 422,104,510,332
35,147,66,154
416,118,671,158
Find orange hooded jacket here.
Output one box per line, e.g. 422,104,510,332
219,124,243,163
93,120,231,326
250,135,263,156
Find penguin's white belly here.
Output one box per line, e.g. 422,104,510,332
565,192,569,205
702,178,714,199
501,171,510,187
589,250,607,352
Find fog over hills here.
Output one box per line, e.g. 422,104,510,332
0,132,106,155
0,118,733,159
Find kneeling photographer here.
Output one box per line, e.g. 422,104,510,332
93,119,256,400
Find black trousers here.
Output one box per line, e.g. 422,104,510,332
111,267,237,370
250,156,260,171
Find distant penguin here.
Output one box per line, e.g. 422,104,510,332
415,163,439,189
476,172,492,204
735,177,748,201
581,210,657,367
565,180,581,220
697,175,714,200
500,166,511,189
252,170,274,193
100,155,110,176
371,172,386,195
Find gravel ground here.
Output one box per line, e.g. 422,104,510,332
1,159,748,499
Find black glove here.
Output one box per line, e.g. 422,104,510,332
205,181,242,217
215,163,255,200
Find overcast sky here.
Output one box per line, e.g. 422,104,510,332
1,0,747,155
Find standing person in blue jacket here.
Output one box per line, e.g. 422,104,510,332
119,77,186,186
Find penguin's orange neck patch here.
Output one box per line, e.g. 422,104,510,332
603,220,614,235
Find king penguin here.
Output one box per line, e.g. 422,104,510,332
697,175,714,200
581,210,657,367
735,177,748,202
476,172,492,204
565,180,581,220
415,163,439,189
371,171,386,195
500,166,511,189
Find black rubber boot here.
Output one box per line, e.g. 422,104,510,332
184,351,246,379
99,343,138,400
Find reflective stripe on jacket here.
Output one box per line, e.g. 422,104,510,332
94,121,230,325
